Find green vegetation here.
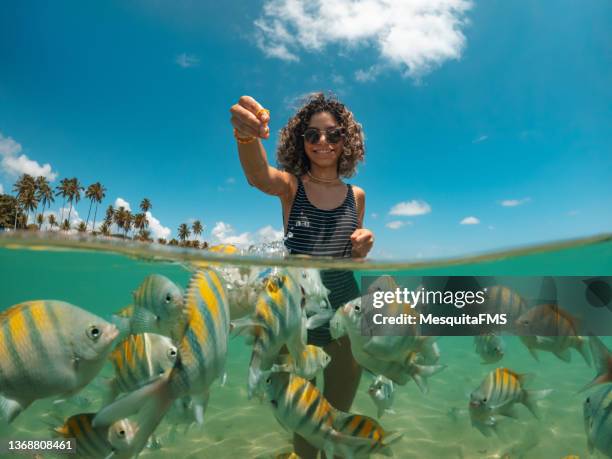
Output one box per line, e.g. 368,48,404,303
0,173,210,249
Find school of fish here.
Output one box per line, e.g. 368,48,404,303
0,247,610,458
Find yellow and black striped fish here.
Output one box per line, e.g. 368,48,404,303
231,269,306,399
264,372,376,459
93,268,230,458
516,304,591,365
333,413,402,457
107,332,177,400
0,301,118,423
130,274,185,340
272,344,331,381
53,412,138,459
469,367,552,436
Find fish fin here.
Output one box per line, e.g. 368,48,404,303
93,374,170,427
247,351,264,400
383,431,403,447
525,345,540,362
585,335,612,389
522,389,553,419
498,404,519,419
306,311,334,330
129,307,157,335
127,393,173,458
0,396,26,424
377,406,385,418
573,336,592,366
110,315,132,339
103,451,115,459
230,317,263,338
553,347,572,363
192,393,210,425
362,339,390,359
271,363,292,373
410,364,446,394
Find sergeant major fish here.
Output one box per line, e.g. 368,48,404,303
230,269,306,399
474,333,505,364
93,268,230,457
53,412,138,459
516,304,591,365
105,332,178,402
263,371,378,459
583,384,612,457
129,274,185,341
0,300,118,423
367,375,396,418
469,367,552,437
272,344,331,381
333,412,402,457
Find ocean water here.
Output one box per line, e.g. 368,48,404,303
0,233,611,459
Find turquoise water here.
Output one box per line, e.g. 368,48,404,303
0,234,611,458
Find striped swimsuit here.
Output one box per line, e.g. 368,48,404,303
284,176,361,346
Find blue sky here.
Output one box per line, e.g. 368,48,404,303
0,0,610,259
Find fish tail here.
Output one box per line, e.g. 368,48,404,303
573,336,592,366
247,344,265,400
93,373,171,427
410,363,447,394
580,335,612,392
0,395,26,424
522,388,553,419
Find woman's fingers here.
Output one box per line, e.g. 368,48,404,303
231,98,269,138
231,115,258,137
238,96,270,123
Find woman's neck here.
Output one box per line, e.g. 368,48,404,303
308,165,339,184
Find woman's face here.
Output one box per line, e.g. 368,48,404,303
303,111,344,171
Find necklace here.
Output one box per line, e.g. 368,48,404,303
307,170,339,184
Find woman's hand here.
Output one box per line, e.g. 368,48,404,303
230,95,270,139
351,228,374,258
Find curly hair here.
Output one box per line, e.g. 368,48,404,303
276,92,365,178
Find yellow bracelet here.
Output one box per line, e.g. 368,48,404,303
233,128,257,144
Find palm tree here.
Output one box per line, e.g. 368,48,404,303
13,174,36,228
114,206,126,237
100,222,111,236
157,238,167,245
140,198,152,214
85,182,106,232
61,219,70,231
66,177,84,224
35,176,54,224
134,213,148,237
48,214,57,230
36,213,44,229
55,178,71,224
104,205,114,233
192,220,203,242
139,229,151,242
178,223,190,245
77,221,87,232
124,211,133,238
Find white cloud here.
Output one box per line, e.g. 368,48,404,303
389,200,431,216
255,0,473,81
332,74,345,85
256,225,284,243
175,53,200,68
211,221,252,247
114,197,131,211
567,210,580,217
146,211,172,240
0,184,3,194
0,132,58,180
500,197,531,207
370,212,378,219
386,220,408,230
472,135,488,143
226,177,236,185
210,222,284,247
488,225,495,230
460,216,480,225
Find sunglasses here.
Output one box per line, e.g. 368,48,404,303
302,127,345,144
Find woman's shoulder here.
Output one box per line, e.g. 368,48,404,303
350,184,366,199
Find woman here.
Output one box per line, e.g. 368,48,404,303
230,92,374,458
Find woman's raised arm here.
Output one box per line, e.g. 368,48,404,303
230,95,292,198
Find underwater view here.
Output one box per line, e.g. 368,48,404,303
0,233,610,459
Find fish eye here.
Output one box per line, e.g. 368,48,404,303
119,430,125,436
87,325,101,340
168,348,177,359
482,397,487,402
354,305,361,312
586,397,590,403
266,377,271,384
165,293,172,303
301,272,307,279
156,315,161,322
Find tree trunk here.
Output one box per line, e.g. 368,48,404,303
85,199,93,231
92,203,99,234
